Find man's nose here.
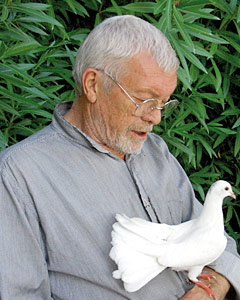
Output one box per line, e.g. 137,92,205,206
141,108,161,125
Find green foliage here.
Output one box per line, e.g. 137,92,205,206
0,0,239,251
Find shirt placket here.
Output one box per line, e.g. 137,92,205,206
126,156,160,223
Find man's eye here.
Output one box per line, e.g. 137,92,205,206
133,96,146,104
134,96,156,103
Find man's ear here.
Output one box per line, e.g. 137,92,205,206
81,68,99,103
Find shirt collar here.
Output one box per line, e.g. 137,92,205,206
51,101,142,161
51,101,111,154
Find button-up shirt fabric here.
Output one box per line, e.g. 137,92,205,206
0,102,239,300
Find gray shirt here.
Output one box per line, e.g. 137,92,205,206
0,102,239,300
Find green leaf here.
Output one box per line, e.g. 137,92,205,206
225,205,233,223
165,0,172,32
0,101,20,116
180,1,209,10
12,5,64,27
1,5,9,22
3,40,40,57
197,136,217,158
21,87,51,100
154,0,167,15
193,184,205,201
173,6,195,52
94,13,101,27
170,34,191,81
183,22,212,35
0,63,40,86
215,161,233,176
180,42,212,59
0,71,31,87
0,131,8,149
174,123,199,131
192,44,212,59
216,49,240,69
221,32,240,53
238,5,240,23
122,2,155,13
178,42,208,73
177,67,192,90
12,126,36,136
232,118,240,129
163,136,194,156
184,23,228,44
19,22,48,36
20,108,52,119
0,41,6,57
213,134,227,149
210,59,222,92
209,0,233,15
234,128,240,157
0,86,40,106
210,127,236,135
64,0,78,14
15,3,51,10
171,109,192,128
179,8,220,20
110,0,122,15
65,45,75,67
190,169,220,179
222,108,240,117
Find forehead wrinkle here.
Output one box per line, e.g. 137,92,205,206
119,51,177,100
129,74,177,101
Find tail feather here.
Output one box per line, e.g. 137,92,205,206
109,242,166,292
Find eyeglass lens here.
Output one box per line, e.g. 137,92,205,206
134,99,178,117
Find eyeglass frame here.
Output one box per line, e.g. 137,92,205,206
99,69,178,117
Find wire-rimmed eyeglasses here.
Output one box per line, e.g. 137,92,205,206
100,70,178,118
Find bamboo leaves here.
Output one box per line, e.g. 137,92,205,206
0,0,239,249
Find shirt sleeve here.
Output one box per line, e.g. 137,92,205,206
0,162,53,299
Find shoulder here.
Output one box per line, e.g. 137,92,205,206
0,125,57,176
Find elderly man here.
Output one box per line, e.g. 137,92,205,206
0,15,239,300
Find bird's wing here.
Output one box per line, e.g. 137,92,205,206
115,214,173,241
156,226,227,270
114,214,195,243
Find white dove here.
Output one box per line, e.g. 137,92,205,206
109,180,236,298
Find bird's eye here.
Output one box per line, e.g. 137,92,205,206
225,187,229,191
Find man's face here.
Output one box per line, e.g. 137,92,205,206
93,52,177,158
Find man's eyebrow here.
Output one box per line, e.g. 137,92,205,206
133,88,168,101
133,87,161,97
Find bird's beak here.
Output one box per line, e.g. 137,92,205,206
230,192,236,199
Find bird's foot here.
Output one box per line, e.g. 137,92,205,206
198,274,216,281
192,280,216,299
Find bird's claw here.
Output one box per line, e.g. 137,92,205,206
192,280,216,299
198,274,216,281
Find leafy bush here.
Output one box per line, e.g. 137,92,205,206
0,0,239,251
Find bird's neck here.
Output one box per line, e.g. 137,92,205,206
198,195,224,227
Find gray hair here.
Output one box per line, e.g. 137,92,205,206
73,15,179,97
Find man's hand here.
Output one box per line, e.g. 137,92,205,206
180,267,231,300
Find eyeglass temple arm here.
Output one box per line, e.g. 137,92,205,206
104,71,139,108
